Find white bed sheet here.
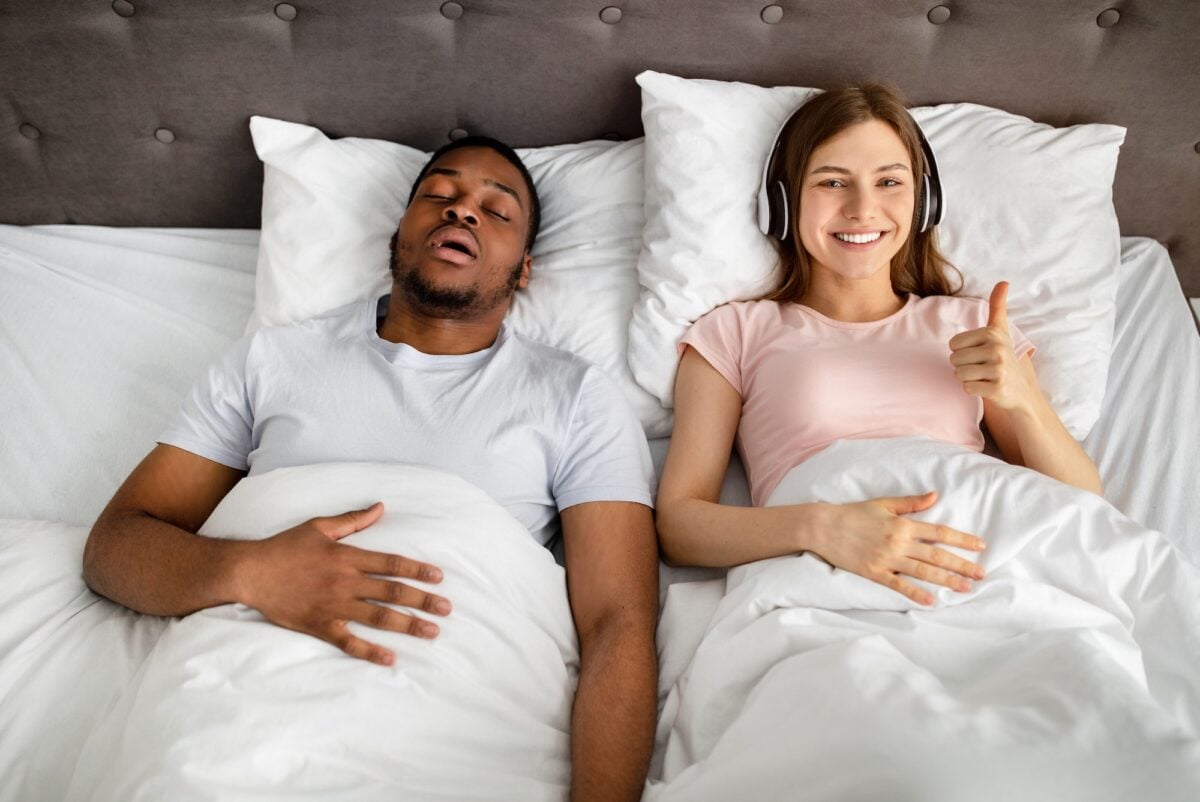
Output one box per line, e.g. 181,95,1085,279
647,237,1200,782
648,437,1200,800
1082,238,1200,560
0,226,1197,799
0,225,258,524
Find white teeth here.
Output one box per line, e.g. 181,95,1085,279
835,231,882,244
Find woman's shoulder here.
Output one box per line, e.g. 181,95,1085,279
911,293,989,326
694,298,788,326
913,292,987,309
684,299,792,353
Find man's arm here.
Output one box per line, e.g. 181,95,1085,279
84,444,249,614
560,500,659,802
84,444,451,665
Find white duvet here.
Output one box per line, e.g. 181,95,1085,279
648,438,1200,802
0,463,578,802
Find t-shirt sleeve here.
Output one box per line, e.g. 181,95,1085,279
157,334,256,470
552,367,655,511
677,303,744,395
1009,319,1035,360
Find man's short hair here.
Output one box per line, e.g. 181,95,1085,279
407,136,541,252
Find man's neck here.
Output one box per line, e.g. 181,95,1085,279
375,292,507,355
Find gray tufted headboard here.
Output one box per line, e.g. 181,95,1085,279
3,0,1198,296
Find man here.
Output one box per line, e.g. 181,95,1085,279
83,137,658,802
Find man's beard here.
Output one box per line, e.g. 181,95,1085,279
391,255,525,320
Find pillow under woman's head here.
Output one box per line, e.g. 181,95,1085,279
629,71,1125,439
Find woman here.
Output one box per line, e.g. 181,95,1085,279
656,84,1102,606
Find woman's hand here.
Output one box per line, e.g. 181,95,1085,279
948,281,1103,494
811,491,986,605
948,281,1033,412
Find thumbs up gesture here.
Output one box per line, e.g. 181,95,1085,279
948,281,1031,411
986,280,1009,331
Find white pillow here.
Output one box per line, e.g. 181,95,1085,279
629,71,1126,439
250,117,671,436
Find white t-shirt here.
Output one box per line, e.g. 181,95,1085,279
160,295,654,550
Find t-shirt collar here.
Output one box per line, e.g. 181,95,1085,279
367,293,507,368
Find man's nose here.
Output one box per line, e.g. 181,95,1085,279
443,200,479,227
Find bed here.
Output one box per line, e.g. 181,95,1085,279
2,2,1199,800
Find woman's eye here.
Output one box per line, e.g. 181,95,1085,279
879,178,903,188
819,179,846,189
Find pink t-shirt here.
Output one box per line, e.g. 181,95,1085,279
679,294,1035,506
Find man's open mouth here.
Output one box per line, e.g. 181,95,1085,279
430,226,478,259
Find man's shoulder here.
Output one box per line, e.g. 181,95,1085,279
248,298,367,350
503,329,598,381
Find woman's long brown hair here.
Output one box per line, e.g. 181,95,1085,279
762,83,962,303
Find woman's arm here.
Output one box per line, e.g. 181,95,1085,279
949,282,1102,495
657,348,987,606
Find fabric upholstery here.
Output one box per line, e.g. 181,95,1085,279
1,0,1197,294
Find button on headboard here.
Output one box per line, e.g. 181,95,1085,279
2,0,1198,295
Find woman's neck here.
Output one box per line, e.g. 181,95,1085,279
799,268,905,322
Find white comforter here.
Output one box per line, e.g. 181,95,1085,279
648,437,1200,802
0,463,578,802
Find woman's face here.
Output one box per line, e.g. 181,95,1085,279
796,118,915,284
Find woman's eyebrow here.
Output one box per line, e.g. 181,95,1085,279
809,164,911,175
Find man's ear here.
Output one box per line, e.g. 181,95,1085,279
516,252,533,289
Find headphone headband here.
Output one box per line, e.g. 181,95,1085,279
756,100,944,240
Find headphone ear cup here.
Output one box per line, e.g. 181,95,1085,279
925,174,941,230
757,183,772,235
917,175,931,233
768,181,789,240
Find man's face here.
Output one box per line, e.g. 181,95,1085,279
390,147,533,320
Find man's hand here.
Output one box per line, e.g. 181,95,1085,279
237,502,451,667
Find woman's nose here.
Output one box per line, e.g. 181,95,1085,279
843,189,878,220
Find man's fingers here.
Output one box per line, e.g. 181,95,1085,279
884,491,938,515
312,502,385,541
362,578,452,615
329,622,395,666
350,601,440,639
354,548,444,583
988,281,1010,330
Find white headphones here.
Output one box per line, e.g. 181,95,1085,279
756,104,944,240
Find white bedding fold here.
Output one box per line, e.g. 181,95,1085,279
649,437,1200,801
0,521,168,802
57,463,578,802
